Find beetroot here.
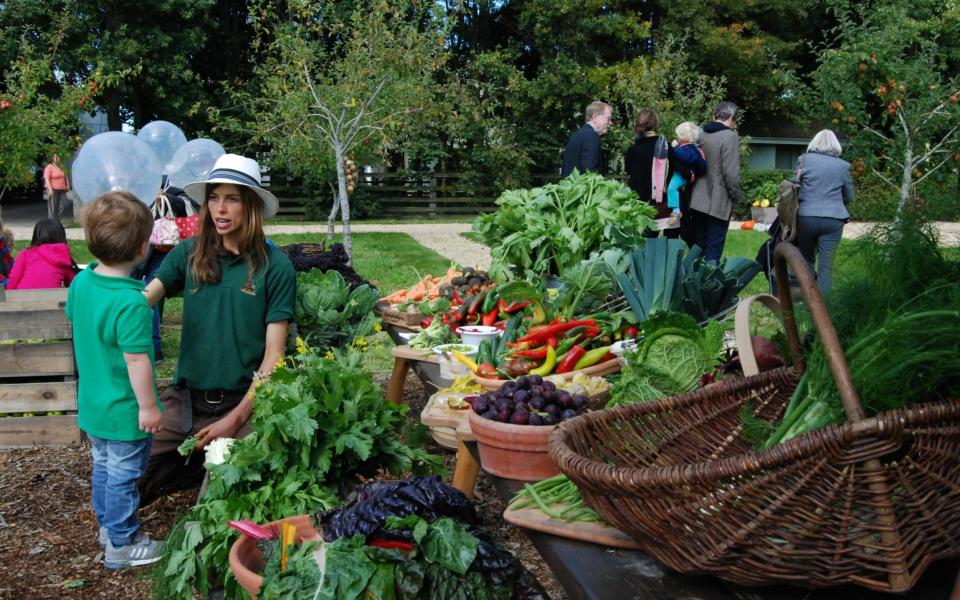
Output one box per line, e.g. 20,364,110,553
751,336,785,372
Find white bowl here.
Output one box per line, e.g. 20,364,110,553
432,343,479,357
397,332,416,344
455,325,501,347
610,338,640,365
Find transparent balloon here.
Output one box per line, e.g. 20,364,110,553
136,121,187,174
71,132,163,206
166,139,225,190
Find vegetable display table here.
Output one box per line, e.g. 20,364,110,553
468,441,960,600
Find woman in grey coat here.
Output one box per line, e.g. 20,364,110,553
793,129,854,295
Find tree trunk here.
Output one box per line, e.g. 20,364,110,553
326,182,339,245
896,145,913,220
335,146,353,266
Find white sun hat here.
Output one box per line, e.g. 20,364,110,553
184,154,279,219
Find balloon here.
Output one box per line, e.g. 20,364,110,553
137,120,187,173
166,138,226,190
71,131,163,205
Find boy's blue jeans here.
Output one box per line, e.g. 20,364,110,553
89,435,152,547
667,172,688,211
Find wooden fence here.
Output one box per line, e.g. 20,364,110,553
272,172,579,219
0,288,81,447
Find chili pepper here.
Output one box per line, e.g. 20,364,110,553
572,346,611,371
498,298,530,314
554,337,577,357
477,363,499,379
504,357,536,377
555,345,586,374
528,345,557,376
482,306,498,327
599,352,616,364
369,539,415,551
482,288,500,313
452,288,464,305
511,336,558,359
419,316,433,329
457,296,474,319
493,319,508,329
465,313,480,324
452,350,479,373
467,294,485,316
516,319,597,345
622,325,639,339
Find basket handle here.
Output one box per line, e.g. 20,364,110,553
773,242,866,423
733,293,794,377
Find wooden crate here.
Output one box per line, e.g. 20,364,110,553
375,300,425,327
0,288,81,447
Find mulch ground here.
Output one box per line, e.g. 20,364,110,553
0,373,567,600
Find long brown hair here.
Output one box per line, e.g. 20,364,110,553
189,184,269,285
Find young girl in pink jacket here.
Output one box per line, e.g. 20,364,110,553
6,219,78,290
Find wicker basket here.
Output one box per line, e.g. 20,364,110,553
549,243,960,592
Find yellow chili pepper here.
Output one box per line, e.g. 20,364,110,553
529,345,557,376
451,350,479,373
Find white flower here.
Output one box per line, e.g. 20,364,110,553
204,438,237,466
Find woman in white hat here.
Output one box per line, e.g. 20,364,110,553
138,154,294,503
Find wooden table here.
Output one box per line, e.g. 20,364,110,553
469,442,960,600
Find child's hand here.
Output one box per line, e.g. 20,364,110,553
671,139,678,147
139,406,163,434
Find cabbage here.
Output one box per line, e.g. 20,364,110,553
610,313,724,407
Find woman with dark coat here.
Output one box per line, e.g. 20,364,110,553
624,109,693,240
793,129,854,295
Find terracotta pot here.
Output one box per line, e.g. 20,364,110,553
228,514,320,599
468,410,559,481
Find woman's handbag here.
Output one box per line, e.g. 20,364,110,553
776,154,805,243
174,195,199,240
149,193,180,249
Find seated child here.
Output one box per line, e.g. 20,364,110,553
667,121,708,226
6,218,77,290
65,191,164,569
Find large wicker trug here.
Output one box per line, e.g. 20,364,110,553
549,244,960,592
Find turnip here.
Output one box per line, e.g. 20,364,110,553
751,335,785,372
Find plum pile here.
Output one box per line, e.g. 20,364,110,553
468,374,590,426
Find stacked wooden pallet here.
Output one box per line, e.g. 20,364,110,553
0,288,80,447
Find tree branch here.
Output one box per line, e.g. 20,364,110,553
861,124,890,142
870,167,898,190
914,126,959,166
914,152,956,185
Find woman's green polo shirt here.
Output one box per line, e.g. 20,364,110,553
153,239,296,391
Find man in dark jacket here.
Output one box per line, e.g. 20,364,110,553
689,101,742,263
561,101,612,177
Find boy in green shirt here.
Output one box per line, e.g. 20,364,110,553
65,191,164,569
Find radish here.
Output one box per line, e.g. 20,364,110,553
751,335,785,372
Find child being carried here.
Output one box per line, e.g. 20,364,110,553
667,122,708,226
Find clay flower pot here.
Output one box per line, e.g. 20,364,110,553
468,410,559,481
228,514,320,599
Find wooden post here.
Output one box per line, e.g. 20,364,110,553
387,356,410,404
452,440,480,499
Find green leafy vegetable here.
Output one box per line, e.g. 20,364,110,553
293,269,381,351
176,435,199,457
610,312,725,407
153,350,445,599
472,172,656,279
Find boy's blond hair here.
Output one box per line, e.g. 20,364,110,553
82,191,153,264
675,121,701,144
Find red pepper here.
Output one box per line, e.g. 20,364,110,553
369,539,415,551
477,363,499,379
419,317,433,329
510,336,557,359
622,325,639,339
598,352,616,364
452,288,464,305
555,344,586,374
497,298,530,314
482,306,498,327
516,319,597,345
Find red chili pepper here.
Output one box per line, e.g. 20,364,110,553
497,298,530,314
419,317,433,329
369,539,415,551
452,288,464,305
482,306,498,327
622,325,639,339
477,363,499,379
599,352,616,364
516,319,597,345
555,344,586,373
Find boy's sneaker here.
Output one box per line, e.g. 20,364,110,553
104,533,164,569
667,211,682,227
